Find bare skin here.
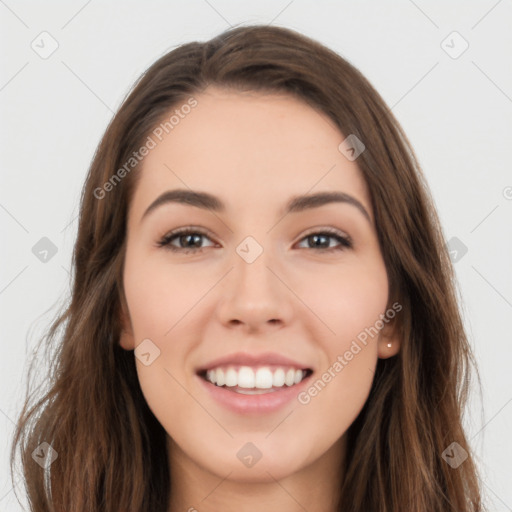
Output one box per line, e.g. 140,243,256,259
119,86,400,512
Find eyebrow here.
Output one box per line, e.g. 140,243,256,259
141,189,371,224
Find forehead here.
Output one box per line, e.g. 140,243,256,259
129,86,372,222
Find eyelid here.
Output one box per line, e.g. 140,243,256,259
159,225,216,240
298,226,351,242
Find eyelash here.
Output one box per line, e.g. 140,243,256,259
156,227,353,254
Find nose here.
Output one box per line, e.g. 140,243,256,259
215,248,294,334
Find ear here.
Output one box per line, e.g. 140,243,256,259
118,294,135,351
377,315,401,359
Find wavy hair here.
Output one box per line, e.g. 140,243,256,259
10,24,484,511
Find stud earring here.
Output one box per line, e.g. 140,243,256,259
387,343,392,348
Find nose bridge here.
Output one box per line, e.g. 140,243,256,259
216,235,293,328
233,237,278,301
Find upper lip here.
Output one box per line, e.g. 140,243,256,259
196,351,313,373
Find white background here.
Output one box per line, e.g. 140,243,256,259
1,1,511,510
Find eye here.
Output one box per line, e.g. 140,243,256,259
295,228,352,252
156,227,216,253
156,227,353,253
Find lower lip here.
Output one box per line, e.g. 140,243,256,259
196,373,313,414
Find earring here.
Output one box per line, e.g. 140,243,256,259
387,343,392,348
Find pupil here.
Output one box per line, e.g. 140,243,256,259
311,234,327,248
183,234,201,247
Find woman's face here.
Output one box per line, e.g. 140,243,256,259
119,86,399,483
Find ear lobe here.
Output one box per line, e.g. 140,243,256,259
118,297,135,351
119,327,135,351
377,318,401,359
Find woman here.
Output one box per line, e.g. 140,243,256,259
10,24,484,511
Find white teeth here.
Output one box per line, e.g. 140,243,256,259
284,368,295,386
272,368,285,387
225,368,237,387
203,365,309,389
216,368,225,386
255,367,273,389
238,367,255,388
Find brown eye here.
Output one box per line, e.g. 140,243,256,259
296,229,352,252
157,229,215,253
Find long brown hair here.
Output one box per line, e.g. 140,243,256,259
10,24,484,511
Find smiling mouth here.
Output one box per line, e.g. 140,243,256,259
197,366,314,394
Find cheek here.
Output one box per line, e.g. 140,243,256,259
122,246,204,394
296,271,382,435
291,257,389,343
123,247,202,338
122,250,195,423
292,259,387,404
